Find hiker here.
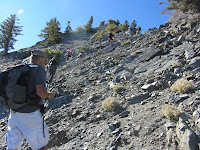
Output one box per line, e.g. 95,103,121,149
6,50,55,150
114,29,119,34
108,33,114,42
67,49,72,59
136,26,141,35
47,57,58,83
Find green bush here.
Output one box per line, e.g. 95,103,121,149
76,26,85,33
93,30,104,40
119,24,129,32
105,24,118,34
76,44,92,54
121,40,131,46
42,48,63,60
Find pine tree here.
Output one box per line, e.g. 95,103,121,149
99,21,105,27
65,21,72,34
39,17,62,44
85,16,93,32
0,14,22,54
130,20,137,29
159,0,200,13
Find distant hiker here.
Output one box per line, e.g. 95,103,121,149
67,49,72,59
108,33,114,42
6,50,55,150
114,29,119,34
136,26,141,35
47,57,58,83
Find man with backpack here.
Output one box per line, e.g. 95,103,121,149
6,50,55,150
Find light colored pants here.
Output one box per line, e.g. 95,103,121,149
6,109,49,150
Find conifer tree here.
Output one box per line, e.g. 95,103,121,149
99,21,105,27
159,0,200,13
85,16,93,32
65,21,72,34
124,20,129,27
130,20,137,29
0,14,22,54
116,20,120,26
39,17,62,44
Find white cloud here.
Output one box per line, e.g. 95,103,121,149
18,9,24,15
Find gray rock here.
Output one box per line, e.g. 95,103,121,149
189,57,200,68
185,49,196,60
176,117,199,150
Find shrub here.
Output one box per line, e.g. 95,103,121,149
42,48,63,60
102,97,120,111
161,104,180,121
76,26,85,33
76,44,92,54
112,83,124,92
121,40,131,46
105,24,118,34
170,78,195,93
93,30,104,40
119,24,129,32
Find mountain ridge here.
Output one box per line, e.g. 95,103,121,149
1,21,200,150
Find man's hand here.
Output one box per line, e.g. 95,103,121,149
36,84,55,99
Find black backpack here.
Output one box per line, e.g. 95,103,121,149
0,64,37,109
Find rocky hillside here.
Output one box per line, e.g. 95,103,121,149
1,21,200,150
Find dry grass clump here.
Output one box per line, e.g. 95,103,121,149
112,83,124,92
170,78,195,93
122,40,131,46
102,97,120,111
161,104,180,121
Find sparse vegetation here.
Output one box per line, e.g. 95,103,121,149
93,30,104,40
105,24,118,35
112,83,124,92
42,48,63,60
102,97,120,111
170,78,195,93
76,44,92,54
172,62,183,67
161,104,180,121
122,40,131,46
75,26,85,33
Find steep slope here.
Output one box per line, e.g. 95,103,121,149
1,22,200,150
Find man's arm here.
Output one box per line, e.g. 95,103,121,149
36,84,54,99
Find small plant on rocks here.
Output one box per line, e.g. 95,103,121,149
121,40,131,46
102,97,120,111
170,78,195,93
161,104,180,121
112,83,124,92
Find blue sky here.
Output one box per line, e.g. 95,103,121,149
0,0,169,52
